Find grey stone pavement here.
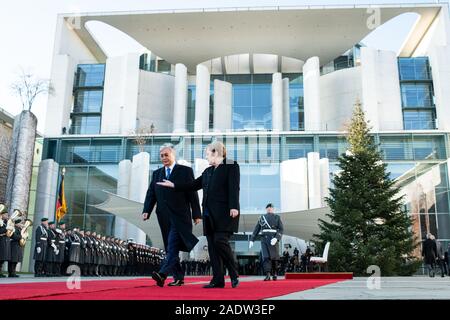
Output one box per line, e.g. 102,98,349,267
2,274,450,300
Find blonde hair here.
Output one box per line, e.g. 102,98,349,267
206,141,227,158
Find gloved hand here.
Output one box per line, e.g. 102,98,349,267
249,241,254,249
270,238,278,246
0,219,3,227
36,247,41,254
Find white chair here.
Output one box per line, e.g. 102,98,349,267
310,242,330,272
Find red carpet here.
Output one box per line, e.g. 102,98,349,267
0,277,344,300
285,272,353,280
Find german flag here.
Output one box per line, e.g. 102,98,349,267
56,169,67,222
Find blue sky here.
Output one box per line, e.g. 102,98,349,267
0,0,446,133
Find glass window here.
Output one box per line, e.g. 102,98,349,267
70,115,101,135
75,64,105,87
412,135,446,160
73,90,103,113
157,60,172,74
401,83,434,108
403,110,435,130
398,57,431,81
319,136,348,160
282,136,314,160
60,140,91,164
379,136,414,160
89,140,122,163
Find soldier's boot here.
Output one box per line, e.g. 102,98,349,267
264,272,271,281
0,261,6,277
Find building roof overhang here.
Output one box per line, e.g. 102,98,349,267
65,4,443,73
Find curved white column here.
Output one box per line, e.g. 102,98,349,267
303,57,321,131
194,64,210,133
307,152,321,209
173,63,188,133
319,158,330,207
272,73,283,131
280,158,308,212
283,77,290,131
6,111,38,215
213,79,232,132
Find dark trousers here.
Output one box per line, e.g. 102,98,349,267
159,226,184,280
263,258,278,275
205,216,238,285
34,260,45,275
8,262,17,276
0,260,6,274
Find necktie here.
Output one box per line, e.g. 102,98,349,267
166,167,171,179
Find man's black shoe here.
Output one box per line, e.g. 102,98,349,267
152,271,166,287
203,283,225,288
272,275,277,281
264,273,271,281
168,279,184,286
231,278,239,288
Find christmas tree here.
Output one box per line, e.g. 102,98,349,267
316,100,419,276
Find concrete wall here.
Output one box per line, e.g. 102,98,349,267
101,53,140,134
136,70,175,133
320,66,362,131
45,18,98,136
280,158,308,212
303,57,321,131
213,79,232,132
360,47,403,131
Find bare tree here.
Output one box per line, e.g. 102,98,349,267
10,69,54,112
129,125,154,153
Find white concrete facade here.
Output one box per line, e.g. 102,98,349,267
194,64,210,133
137,70,175,133
173,63,188,133
303,57,321,131
271,73,283,131
307,152,322,209
360,47,403,131
102,53,140,134
213,79,232,132
280,158,308,212
283,78,290,131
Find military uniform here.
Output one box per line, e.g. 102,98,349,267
68,230,81,266
250,206,284,280
55,227,66,276
0,215,11,277
46,224,59,276
33,220,49,276
8,222,23,277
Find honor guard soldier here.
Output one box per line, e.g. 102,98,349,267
55,221,66,276
46,221,59,276
8,219,23,277
249,203,284,281
34,217,49,277
79,230,87,276
0,205,11,277
68,227,81,271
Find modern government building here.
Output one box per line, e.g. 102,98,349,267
30,1,450,267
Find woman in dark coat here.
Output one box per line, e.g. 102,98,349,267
158,141,240,289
